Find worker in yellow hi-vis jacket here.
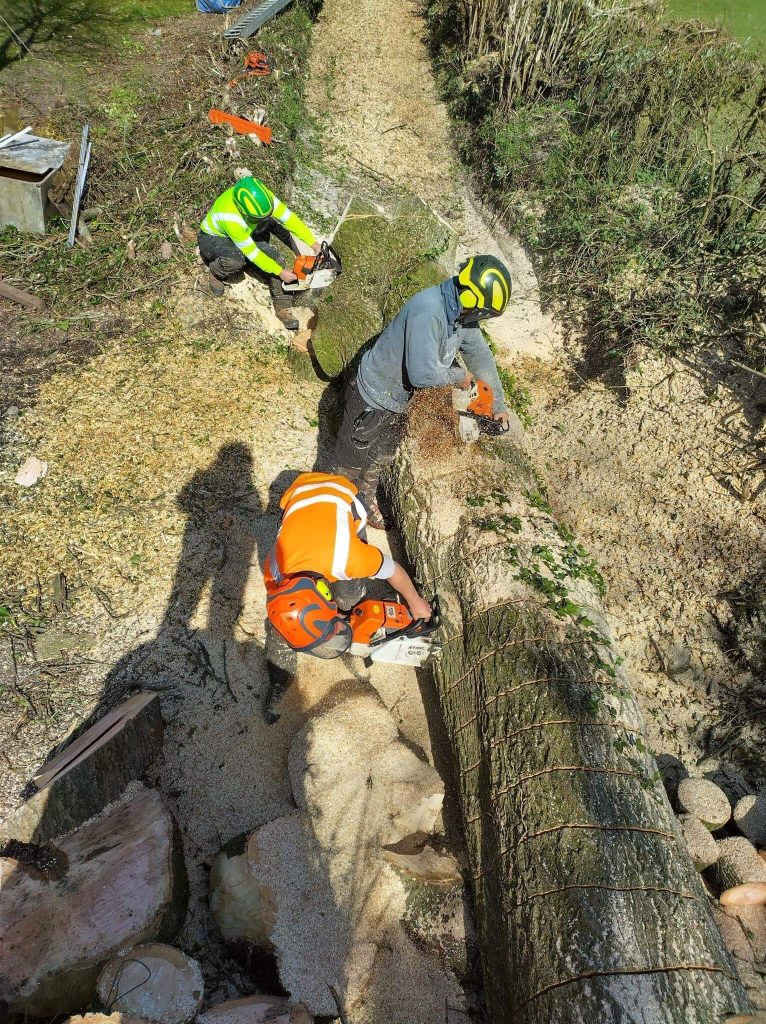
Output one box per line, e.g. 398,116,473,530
198,175,321,330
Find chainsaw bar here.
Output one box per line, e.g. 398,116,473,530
461,412,508,436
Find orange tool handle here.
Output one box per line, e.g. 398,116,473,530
208,109,272,144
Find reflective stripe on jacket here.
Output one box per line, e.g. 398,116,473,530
264,473,395,592
200,183,316,276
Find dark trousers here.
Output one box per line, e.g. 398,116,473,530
262,576,366,722
198,219,299,311
333,375,406,507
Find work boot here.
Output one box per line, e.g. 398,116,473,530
276,307,299,332
207,271,225,297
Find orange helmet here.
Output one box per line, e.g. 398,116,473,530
266,576,352,658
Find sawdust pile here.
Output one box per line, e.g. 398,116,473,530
0,316,322,620
406,387,459,463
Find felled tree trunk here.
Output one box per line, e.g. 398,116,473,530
389,432,752,1022
0,783,186,1019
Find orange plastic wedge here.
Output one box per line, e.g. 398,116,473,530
208,109,273,145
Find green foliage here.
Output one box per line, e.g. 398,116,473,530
428,0,766,377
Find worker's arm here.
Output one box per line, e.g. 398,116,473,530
405,312,468,389
387,563,433,622
272,196,317,248
458,328,509,415
218,210,286,275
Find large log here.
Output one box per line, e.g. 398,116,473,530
297,187,753,1022
0,783,187,1019
389,429,752,1022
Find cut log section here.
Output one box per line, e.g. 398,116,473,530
197,995,303,1023
96,944,203,1024
715,838,766,892
66,1015,152,1024
1,691,163,844
677,778,731,831
0,783,187,1018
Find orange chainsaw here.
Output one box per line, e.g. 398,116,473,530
348,595,441,666
454,379,508,435
283,239,342,293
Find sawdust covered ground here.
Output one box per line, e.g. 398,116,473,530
522,350,766,783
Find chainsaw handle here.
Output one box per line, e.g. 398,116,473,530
369,595,441,648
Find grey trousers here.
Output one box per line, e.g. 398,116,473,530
333,375,406,507
262,576,366,722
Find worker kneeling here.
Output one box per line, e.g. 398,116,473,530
262,472,432,723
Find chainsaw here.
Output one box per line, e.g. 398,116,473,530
453,379,508,436
282,239,342,293
348,595,441,666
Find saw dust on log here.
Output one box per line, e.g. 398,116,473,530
406,388,459,464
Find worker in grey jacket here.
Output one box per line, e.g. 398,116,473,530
334,254,513,528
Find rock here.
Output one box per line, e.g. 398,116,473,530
382,845,462,885
160,241,173,260
0,784,186,1017
720,883,766,907
14,455,48,487
677,777,731,830
96,944,203,1024
735,793,766,845
197,995,299,1023
1,692,164,844
678,813,719,871
714,837,766,893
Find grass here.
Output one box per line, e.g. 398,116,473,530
665,0,766,50
0,0,321,323
0,0,190,69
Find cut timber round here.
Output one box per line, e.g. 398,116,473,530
677,778,731,831
721,883,766,907
1,691,163,844
209,848,268,949
715,838,766,893
197,995,300,1023
96,944,203,1024
0,783,186,1018
66,1015,152,1024
287,690,443,845
735,793,766,846
678,813,719,870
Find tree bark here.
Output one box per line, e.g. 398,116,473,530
0,783,186,1019
389,434,752,1023
1,691,164,845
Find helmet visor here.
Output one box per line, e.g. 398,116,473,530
310,619,352,660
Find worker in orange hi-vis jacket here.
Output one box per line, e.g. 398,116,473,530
261,471,431,723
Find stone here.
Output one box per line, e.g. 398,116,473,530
96,944,203,1024
735,793,766,845
160,241,173,260
678,813,719,871
677,777,731,830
